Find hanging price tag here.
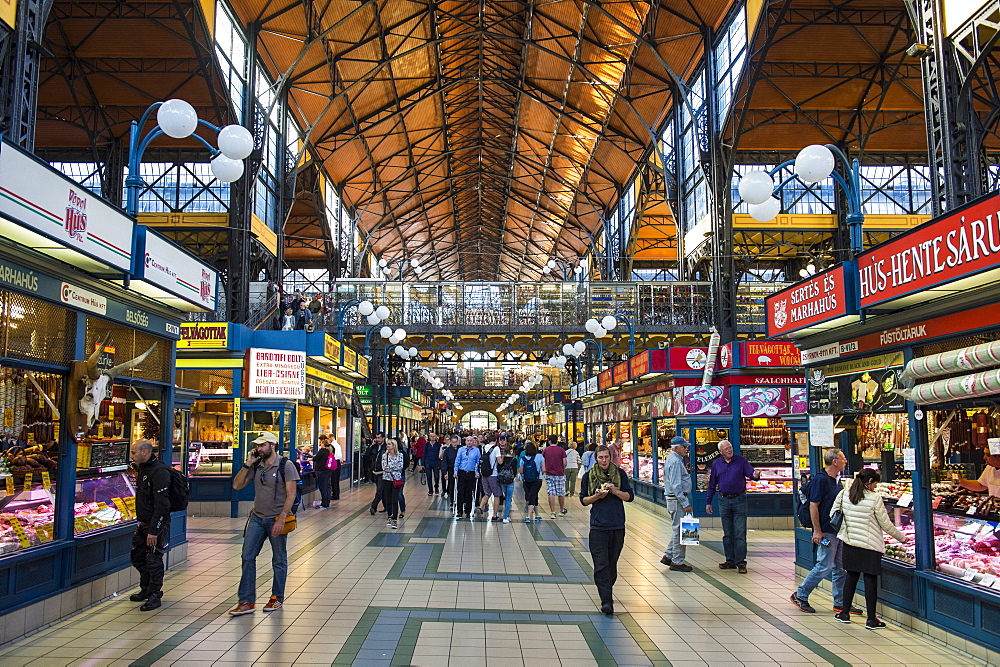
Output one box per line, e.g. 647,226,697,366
932,497,943,509
96,502,107,511
41,471,50,489
3,407,13,427
26,433,34,445
108,405,114,421
123,496,136,516
9,517,30,547
111,497,130,518
6,476,15,496
992,577,1000,591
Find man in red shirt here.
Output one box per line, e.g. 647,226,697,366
542,442,569,518
411,433,427,472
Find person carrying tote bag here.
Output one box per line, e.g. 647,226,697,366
831,468,910,629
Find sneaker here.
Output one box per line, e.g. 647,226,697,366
669,563,693,572
503,518,511,524
834,611,851,624
833,605,864,616
791,593,815,613
391,520,398,529
262,596,282,612
534,516,542,522
660,555,672,566
738,565,748,574
228,602,255,616
455,516,463,521
386,520,392,526
129,589,150,602
560,509,568,515
551,512,557,519
865,618,886,630
491,516,500,522
523,518,531,523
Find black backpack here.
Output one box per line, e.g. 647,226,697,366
797,478,812,528
166,465,189,512
497,455,517,485
479,445,497,477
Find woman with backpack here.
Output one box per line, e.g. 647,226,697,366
518,442,546,522
381,439,404,529
497,442,519,523
831,468,910,629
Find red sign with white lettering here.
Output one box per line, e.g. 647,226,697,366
612,362,629,386
765,264,852,337
742,341,802,367
857,190,1000,307
598,368,614,391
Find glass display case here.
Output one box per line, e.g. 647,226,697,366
635,421,653,482
73,472,136,534
190,401,235,476
747,466,794,493
932,513,1000,587
618,421,632,475
656,419,676,487
695,427,729,491
0,481,55,554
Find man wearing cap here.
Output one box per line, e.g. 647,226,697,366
661,436,694,572
229,432,299,616
705,439,760,573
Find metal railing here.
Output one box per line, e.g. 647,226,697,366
328,280,715,330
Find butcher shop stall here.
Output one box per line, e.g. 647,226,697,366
0,140,217,644
770,190,1000,655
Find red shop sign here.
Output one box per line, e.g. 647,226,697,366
857,190,1000,307
741,340,802,367
629,351,650,377
668,347,709,371
765,263,854,337
598,368,614,391
612,362,629,386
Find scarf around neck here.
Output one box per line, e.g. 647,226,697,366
588,462,621,495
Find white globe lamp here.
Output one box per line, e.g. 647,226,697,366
210,154,244,183
358,300,375,316
601,315,617,331
795,144,835,184
375,305,390,320
217,124,254,160
157,99,198,138
748,196,782,223
738,170,774,205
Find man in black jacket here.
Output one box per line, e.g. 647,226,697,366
129,440,171,611
368,433,387,514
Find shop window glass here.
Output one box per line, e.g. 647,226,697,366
84,324,171,385
694,428,729,491
740,417,794,493
74,472,135,534
176,369,235,396
0,368,62,554
656,419,677,485
172,408,190,473
636,421,653,482
190,401,235,476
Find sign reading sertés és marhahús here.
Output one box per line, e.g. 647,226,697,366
244,348,307,399
765,264,853,337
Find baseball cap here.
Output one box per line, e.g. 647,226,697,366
670,435,690,447
251,432,278,445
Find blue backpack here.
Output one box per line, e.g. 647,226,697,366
522,454,540,482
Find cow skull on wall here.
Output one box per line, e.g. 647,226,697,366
68,334,158,438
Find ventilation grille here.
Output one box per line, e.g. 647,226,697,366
85,323,170,384
109,533,132,559
983,603,1000,637
933,587,974,623
16,555,55,592
0,291,75,365
75,541,105,572
881,569,910,599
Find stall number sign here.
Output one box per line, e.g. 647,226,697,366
244,348,307,399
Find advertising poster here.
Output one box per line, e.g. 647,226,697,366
739,387,787,417
673,386,731,416
807,352,905,414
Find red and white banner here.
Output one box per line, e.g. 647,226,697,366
765,264,853,336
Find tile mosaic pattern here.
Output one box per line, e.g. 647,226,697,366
0,477,989,666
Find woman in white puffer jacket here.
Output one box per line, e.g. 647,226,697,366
831,468,909,629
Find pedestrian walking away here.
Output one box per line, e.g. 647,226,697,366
831,469,910,629
705,439,760,573
229,432,300,615
128,440,172,611
497,441,518,523
580,445,634,615
518,443,546,522
791,448,858,615
662,436,693,572
543,440,568,518
477,434,503,521
313,436,332,509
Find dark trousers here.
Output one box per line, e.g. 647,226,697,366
425,465,440,492
590,528,625,605
381,479,401,519
443,471,455,503
316,469,333,507
371,476,385,512
331,465,341,500
457,470,476,517
131,521,169,595
719,493,749,566
843,570,879,621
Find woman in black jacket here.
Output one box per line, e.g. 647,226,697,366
580,445,634,615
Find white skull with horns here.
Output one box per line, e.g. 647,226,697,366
69,334,158,436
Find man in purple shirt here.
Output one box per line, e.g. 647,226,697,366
705,440,760,573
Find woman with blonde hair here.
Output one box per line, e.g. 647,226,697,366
381,439,404,529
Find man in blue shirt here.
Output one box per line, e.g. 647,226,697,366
454,436,481,520
705,440,760,573
791,448,861,615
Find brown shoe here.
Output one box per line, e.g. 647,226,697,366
738,565,748,574
228,602,255,616
262,596,282,612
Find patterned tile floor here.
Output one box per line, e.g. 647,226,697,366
0,475,988,666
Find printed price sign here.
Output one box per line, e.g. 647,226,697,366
896,493,913,508
992,577,1000,591
963,568,979,582
980,573,996,588
9,517,30,547
112,497,130,518
41,471,50,489
990,438,1000,456
35,523,52,542
903,449,917,471
23,473,32,489
74,516,87,532
123,496,136,516
26,433,34,445
6,476,14,495
108,405,114,421
932,496,943,509
967,505,979,516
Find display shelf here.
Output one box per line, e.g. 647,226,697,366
747,465,793,493
73,471,136,535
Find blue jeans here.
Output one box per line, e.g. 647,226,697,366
238,513,289,604
501,482,514,519
719,494,748,566
797,532,846,607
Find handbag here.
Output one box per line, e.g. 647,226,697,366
393,478,404,488
828,509,844,532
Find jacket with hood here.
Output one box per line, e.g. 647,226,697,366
135,456,172,535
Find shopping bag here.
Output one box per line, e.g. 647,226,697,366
680,514,700,545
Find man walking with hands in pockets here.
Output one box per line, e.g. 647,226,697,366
661,436,694,572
